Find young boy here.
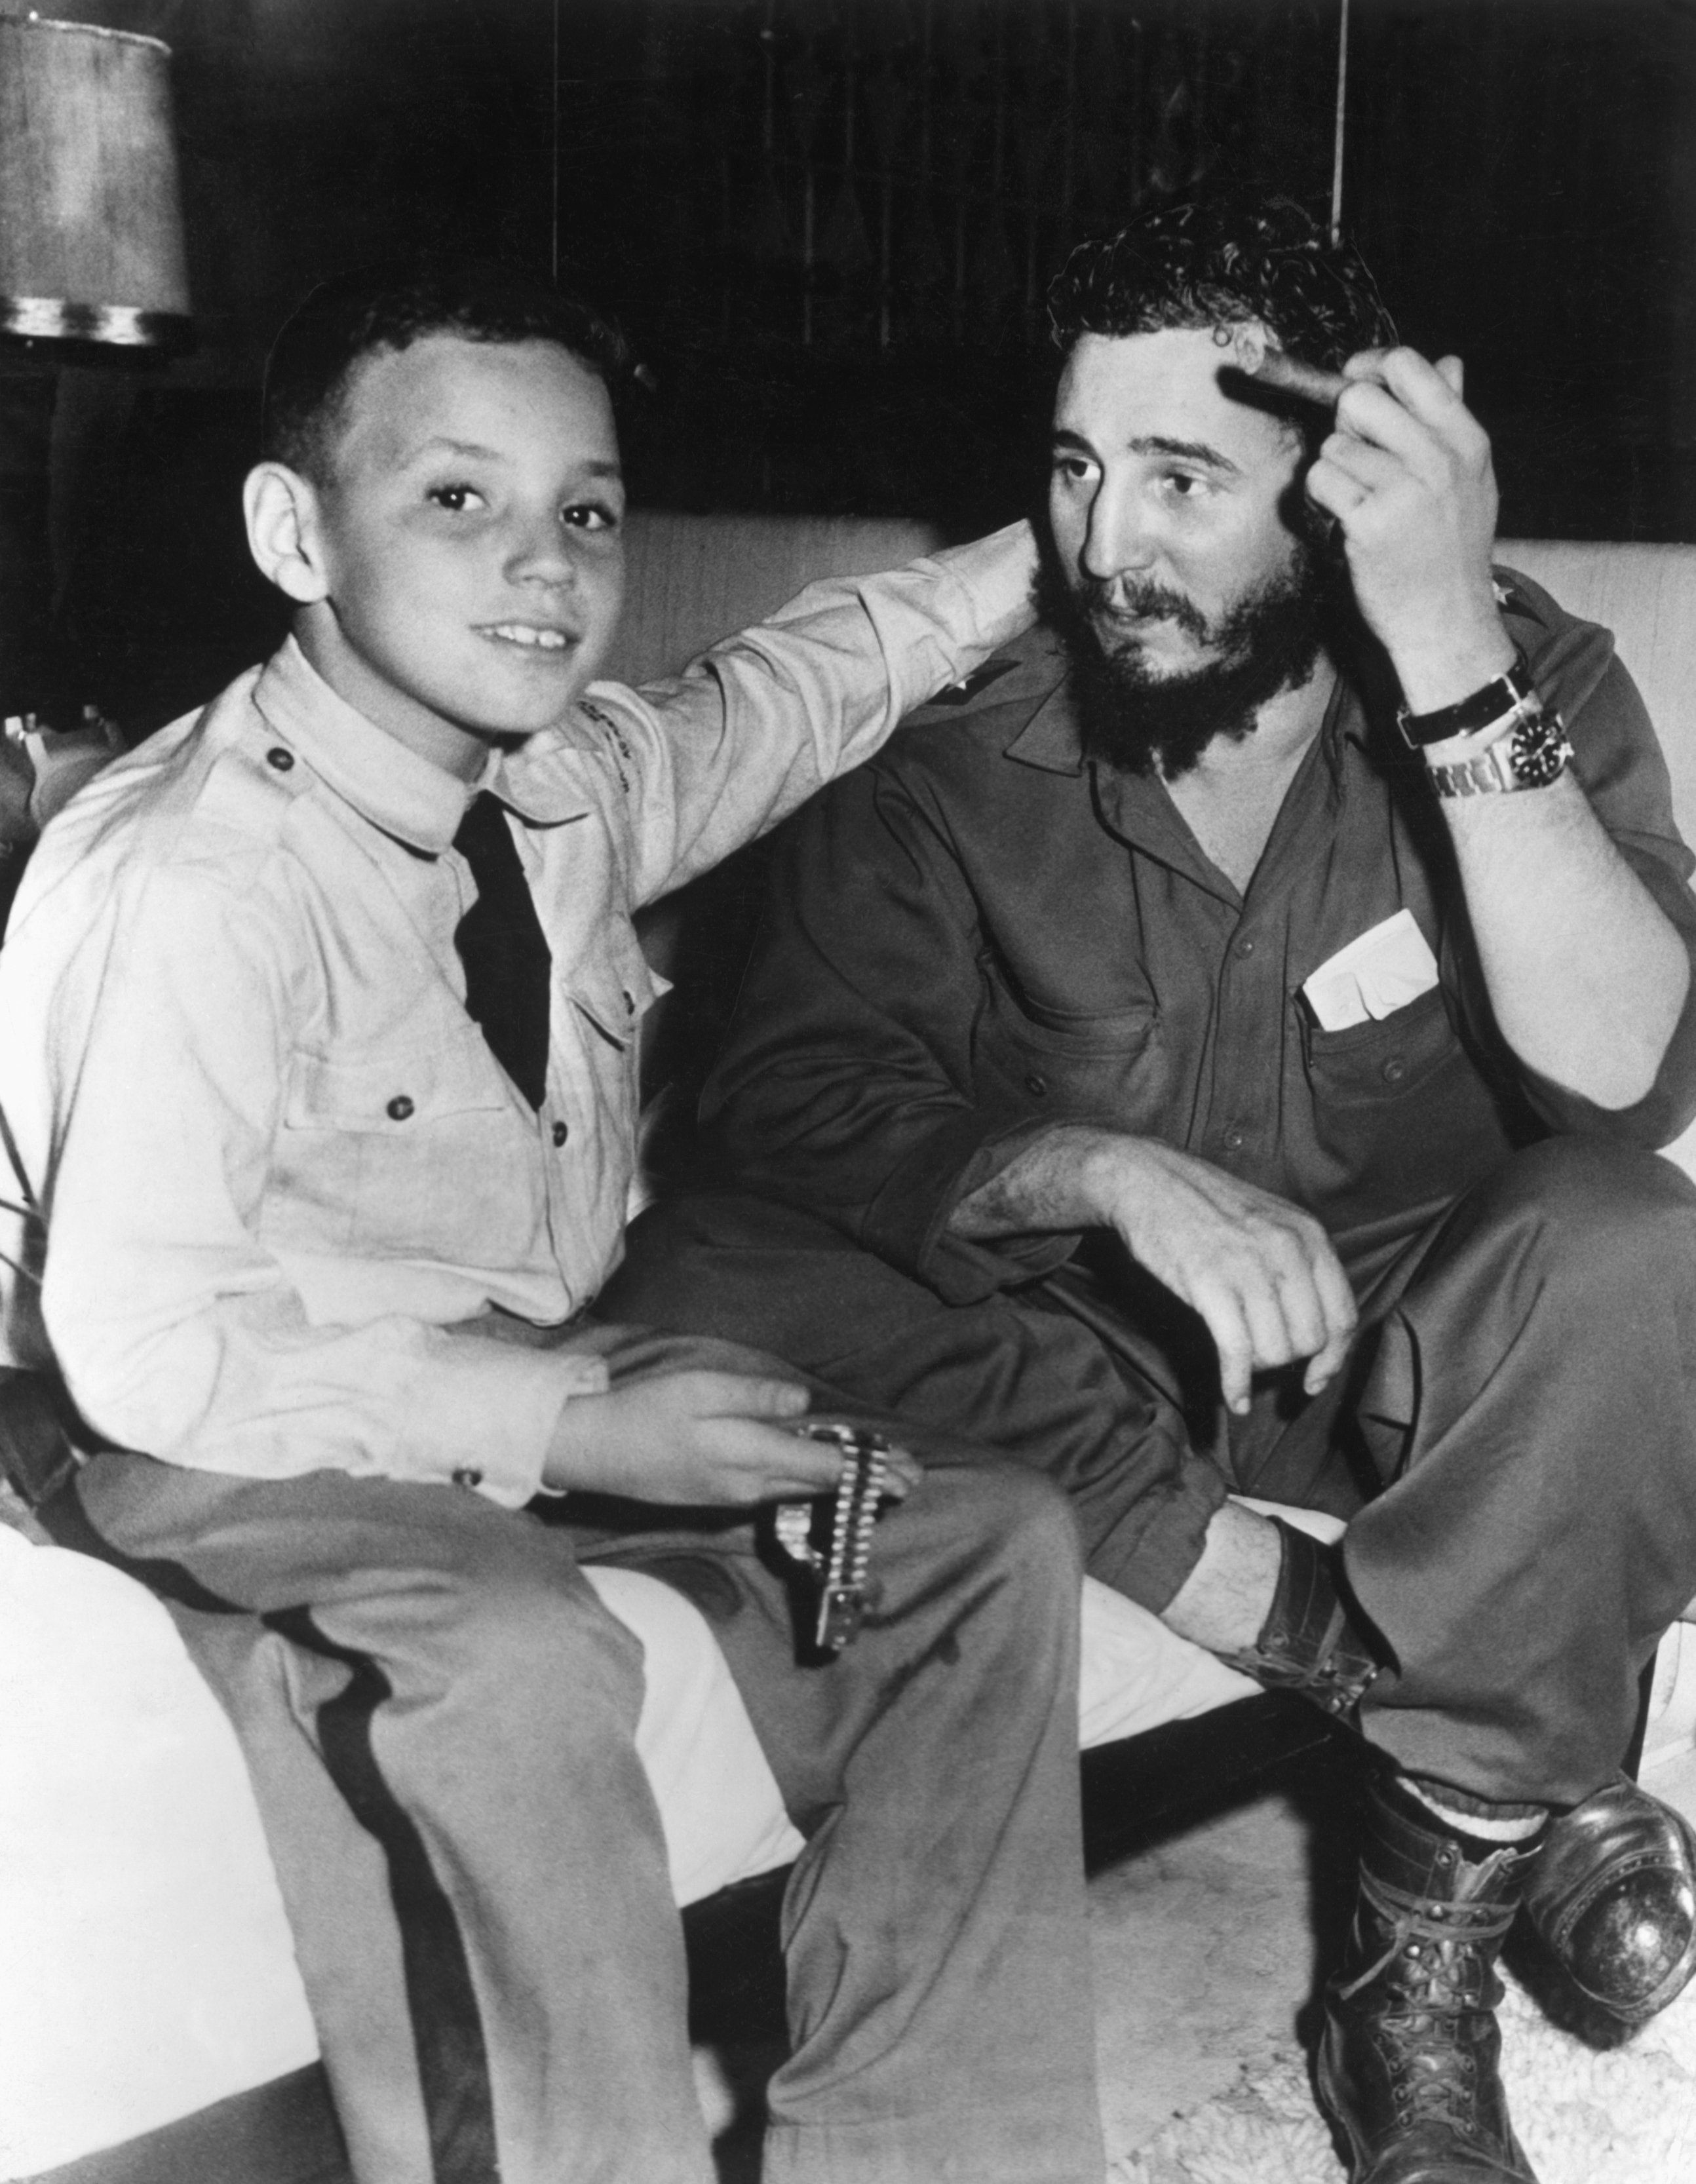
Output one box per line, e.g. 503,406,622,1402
0,263,1103,2184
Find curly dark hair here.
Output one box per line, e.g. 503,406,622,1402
261,256,634,483
1047,193,1396,378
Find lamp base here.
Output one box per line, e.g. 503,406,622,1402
0,296,192,351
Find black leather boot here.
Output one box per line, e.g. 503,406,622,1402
1317,1776,1541,2183
1526,1772,1696,2022
1226,1516,1381,1722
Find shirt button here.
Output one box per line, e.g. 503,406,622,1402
552,1121,569,1147
451,1466,484,1489
1235,936,1256,959
1381,1057,1407,1085
386,1094,415,1121
623,991,636,1016
1024,1072,1050,1098
1224,1127,1246,1151
265,746,294,773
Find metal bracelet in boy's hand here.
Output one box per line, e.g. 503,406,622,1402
773,1423,891,1653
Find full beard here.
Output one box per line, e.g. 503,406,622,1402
1037,533,1334,781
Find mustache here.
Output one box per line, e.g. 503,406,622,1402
1076,576,1211,645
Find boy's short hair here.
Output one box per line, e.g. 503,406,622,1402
1047,193,1397,380
261,257,634,483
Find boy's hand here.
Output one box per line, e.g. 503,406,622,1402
541,1369,920,1505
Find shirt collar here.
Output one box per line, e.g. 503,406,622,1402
252,636,592,854
1003,668,1086,775
1005,642,1363,792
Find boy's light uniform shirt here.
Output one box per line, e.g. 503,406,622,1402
0,527,1033,1507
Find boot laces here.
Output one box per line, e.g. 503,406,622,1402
1338,1875,1516,2132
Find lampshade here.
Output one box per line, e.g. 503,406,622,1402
0,14,189,348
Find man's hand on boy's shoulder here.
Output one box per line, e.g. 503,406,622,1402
541,1369,920,1506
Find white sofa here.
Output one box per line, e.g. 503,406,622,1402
5,519,1696,2181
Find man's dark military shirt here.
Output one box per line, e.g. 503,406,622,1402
699,570,1696,1312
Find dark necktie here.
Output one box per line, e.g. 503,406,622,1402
452,791,552,1110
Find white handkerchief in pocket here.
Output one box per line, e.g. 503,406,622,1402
1301,909,1439,1033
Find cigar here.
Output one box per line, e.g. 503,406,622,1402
1246,350,1351,408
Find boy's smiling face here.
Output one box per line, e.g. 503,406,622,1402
277,333,625,778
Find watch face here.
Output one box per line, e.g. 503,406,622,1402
1510,713,1571,787
1427,708,1573,797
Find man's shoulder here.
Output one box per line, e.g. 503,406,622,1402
1485,560,1653,748
884,624,1071,767
1490,562,1616,676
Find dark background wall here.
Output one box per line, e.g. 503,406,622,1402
5,0,1694,733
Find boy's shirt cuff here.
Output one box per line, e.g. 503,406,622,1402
396,1336,609,1507
922,520,1041,664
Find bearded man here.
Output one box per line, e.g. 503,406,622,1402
605,196,1696,2183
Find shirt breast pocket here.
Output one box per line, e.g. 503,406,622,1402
1300,983,1457,1105
1301,984,1511,1221
975,978,1166,1128
277,1024,529,1259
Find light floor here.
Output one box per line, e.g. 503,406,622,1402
1090,1782,1334,2162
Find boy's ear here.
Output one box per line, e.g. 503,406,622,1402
243,461,332,605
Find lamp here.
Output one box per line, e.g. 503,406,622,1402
0,12,189,349
0,11,191,857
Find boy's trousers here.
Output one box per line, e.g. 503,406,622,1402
45,1328,1103,2184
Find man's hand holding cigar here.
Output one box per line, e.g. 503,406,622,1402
1300,347,1515,714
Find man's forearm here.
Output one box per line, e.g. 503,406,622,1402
1440,772,1689,1109
950,1123,1128,1238
952,1122,1358,1412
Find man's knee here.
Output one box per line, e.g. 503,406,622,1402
1478,1136,1696,1290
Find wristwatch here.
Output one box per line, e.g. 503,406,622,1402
1425,706,1574,798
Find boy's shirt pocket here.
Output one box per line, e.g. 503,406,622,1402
270,1019,549,1274
565,917,668,1056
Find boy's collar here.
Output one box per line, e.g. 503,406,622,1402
253,636,592,853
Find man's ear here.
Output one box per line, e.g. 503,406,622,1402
243,461,331,605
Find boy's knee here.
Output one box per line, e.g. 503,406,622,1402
917,1457,1083,1592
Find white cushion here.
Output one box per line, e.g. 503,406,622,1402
0,1529,318,2176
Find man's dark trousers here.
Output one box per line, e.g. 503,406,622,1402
606,1138,1696,1808
43,1328,1102,2184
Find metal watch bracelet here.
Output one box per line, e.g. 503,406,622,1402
1424,705,1573,798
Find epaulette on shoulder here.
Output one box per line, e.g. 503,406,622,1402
904,627,1066,730
924,657,1024,708
1491,568,1549,629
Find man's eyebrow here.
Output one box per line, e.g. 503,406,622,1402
1130,434,1241,475
1048,427,1241,478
